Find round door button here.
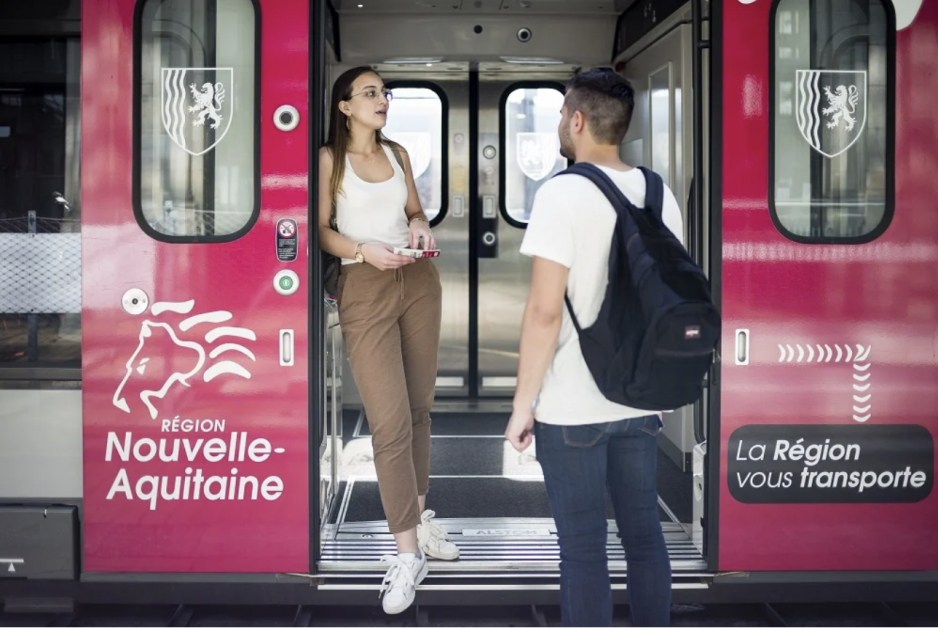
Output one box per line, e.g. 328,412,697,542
121,288,149,315
274,270,300,296
274,105,300,132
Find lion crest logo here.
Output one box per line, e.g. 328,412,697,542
795,69,867,159
189,81,226,129
821,85,860,131
162,67,234,156
112,299,256,420
517,132,561,182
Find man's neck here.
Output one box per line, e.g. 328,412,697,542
574,145,632,172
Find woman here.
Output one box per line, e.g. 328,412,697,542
318,66,459,615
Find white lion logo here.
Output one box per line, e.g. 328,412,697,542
112,300,256,420
822,84,859,131
189,82,226,129
162,68,233,155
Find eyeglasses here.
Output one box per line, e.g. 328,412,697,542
349,87,394,102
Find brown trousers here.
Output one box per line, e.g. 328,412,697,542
337,258,441,533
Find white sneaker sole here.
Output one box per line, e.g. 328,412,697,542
382,559,430,615
421,543,460,561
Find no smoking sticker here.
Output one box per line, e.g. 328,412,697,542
276,219,298,262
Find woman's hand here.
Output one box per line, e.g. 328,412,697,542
408,218,436,251
362,243,415,271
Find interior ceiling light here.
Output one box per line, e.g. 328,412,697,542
500,56,565,65
383,57,444,64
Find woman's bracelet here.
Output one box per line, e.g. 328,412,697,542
408,216,428,226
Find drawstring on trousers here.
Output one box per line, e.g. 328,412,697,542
396,267,404,300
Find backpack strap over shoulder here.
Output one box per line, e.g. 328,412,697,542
552,162,668,334
556,162,650,223
556,162,622,206
554,163,635,334
556,163,663,219
638,166,664,222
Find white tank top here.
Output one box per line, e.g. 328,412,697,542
335,143,410,265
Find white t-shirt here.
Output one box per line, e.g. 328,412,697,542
519,165,685,426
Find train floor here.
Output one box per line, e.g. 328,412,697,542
318,408,702,575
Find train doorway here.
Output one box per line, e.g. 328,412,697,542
314,1,710,585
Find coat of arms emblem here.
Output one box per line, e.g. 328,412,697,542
795,69,867,159
161,67,234,156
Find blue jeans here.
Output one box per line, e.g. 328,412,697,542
535,415,671,627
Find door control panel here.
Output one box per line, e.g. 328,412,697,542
479,195,498,258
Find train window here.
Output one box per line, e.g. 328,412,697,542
382,86,445,222
503,86,567,225
135,0,258,241
770,0,893,243
0,39,82,370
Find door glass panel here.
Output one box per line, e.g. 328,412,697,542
0,39,81,366
137,0,257,239
650,64,672,189
382,87,444,221
771,0,891,242
504,87,566,224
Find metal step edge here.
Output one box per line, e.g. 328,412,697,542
311,578,712,591
316,558,709,573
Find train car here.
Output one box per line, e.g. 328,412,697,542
1,0,936,610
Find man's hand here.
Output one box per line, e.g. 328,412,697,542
505,406,535,452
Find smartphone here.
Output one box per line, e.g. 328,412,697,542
393,247,441,259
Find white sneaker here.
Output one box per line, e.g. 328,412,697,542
417,510,460,561
378,552,428,615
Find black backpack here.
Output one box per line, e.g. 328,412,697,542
554,163,720,411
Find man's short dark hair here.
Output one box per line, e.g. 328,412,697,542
564,68,635,145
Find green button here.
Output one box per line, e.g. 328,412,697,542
279,276,294,290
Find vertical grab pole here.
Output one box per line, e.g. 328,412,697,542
691,0,710,446
26,211,39,362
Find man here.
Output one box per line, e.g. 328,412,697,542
505,68,684,627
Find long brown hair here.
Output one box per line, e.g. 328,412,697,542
324,66,399,206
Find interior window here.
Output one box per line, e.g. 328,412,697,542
381,86,444,222
136,0,257,240
0,39,81,367
503,86,567,225
771,0,892,242
650,64,672,189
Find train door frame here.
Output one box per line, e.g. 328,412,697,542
705,0,722,574
311,0,717,579
311,0,326,573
